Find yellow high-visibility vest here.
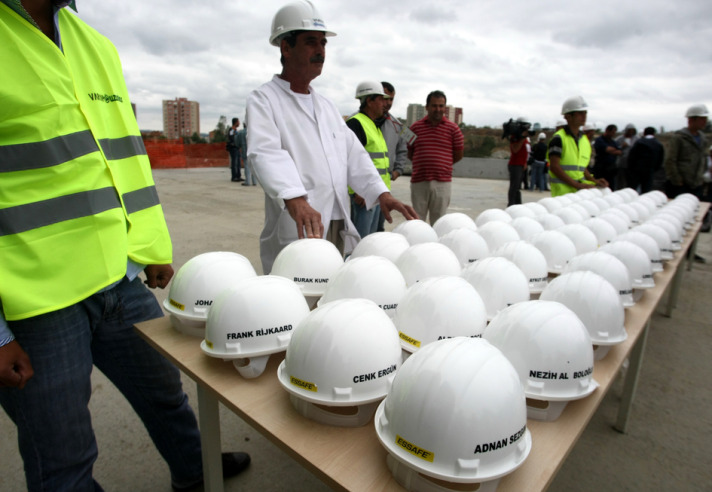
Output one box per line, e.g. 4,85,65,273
0,5,172,320
349,112,391,191
548,128,591,197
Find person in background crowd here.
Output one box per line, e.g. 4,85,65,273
627,127,664,193
504,117,531,206
530,132,549,192
235,119,257,186
592,124,622,190
227,117,243,182
377,81,407,232
615,123,638,189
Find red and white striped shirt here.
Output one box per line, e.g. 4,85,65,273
408,117,464,183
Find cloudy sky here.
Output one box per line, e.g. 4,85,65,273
76,0,711,134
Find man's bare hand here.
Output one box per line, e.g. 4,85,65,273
378,192,418,224
144,264,174,289
0,341,34,389
353,193,366,207
285,196,324,239
391,171,401,181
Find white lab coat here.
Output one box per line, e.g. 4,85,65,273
246,75,388,273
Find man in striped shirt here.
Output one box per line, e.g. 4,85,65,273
407,90,464,224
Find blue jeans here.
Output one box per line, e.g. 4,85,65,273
530,160,547,191
243,154,257,186
228,147,241,180
0,277,202,492
350,194,381,238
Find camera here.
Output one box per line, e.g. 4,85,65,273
502,118,532,141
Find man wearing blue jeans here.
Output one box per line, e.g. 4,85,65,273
0,2,249,491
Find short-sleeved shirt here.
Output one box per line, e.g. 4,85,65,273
408,116,464,183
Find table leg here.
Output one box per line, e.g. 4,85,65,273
687,232,700,272
198,385,224,492
614,319,650,433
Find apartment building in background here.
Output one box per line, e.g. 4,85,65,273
406,103,463,127
163,97,200,139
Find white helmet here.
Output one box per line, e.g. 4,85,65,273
539,272,627,360
613,203,640,224
685,103,709,118
537,197,563,213
561,95,588,114
269,0,336,46
615,231,663,273
641,190,668,207
461,257,530,320
590,197,611,213
523,201,549,217
491,241,549,294
317,256,407,318
628,201,652,222
557,224,599,255
600,241,655,290
505,204,536,220
201,276,310,378
564,251,635,307
528,230,577,274
348,231,410,263
277,298,402,426
597,210,631,234
395,243,462,286
632,223,674,260
510,216,545,242
582,217,618,246
438,228,490,267
574,189,596,200
432,212,477,238
636,195,660,216
575,199,601,218
603,193,625,207
664,202,695,229
476,221,520,251
484,301,598,421
643,218,681,253
393,219,438,245
375,338,532,484
393,276,487,353
270,238,344,296
163,252,257,337
534,213,566,231
475,208,513,227
553,207,586,225
355,80,388,99
538,132,547,140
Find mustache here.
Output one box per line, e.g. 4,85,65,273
310,55,325,63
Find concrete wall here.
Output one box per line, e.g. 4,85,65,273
404,157,509,180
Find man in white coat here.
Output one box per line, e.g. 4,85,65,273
246,0,417,273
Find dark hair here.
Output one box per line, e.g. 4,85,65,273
232,118,239,125
643,126,656,136
381,81,395,93
359,94,380,111
426,90,447,105
279,31,300,66
605,124,617,132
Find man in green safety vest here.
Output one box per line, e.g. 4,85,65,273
346,80,392,238
547,96,609,196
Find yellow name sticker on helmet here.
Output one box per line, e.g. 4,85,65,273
399,332,421,347
395,435,434,462
290,376,317,392
205,340,213,349
169,298,185,311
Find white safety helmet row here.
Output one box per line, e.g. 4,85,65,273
269,0,336,46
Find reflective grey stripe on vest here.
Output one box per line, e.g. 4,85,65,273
377,168,388,175
549,177,565,184
0,130,99,173
98,136,147,160
0,187,121,237
368,151,387,160
123,186,160,214
559,164,580,172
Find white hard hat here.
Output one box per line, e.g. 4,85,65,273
640,190,668,207
632,223,675,259
348,231,410,263
575,199,601,218
552,207,586,225
355,80,388,99
615,231,663,273
432,212,478,238
539,272,627,360
374,337,532,484
600,241,655,290
628,201,651,222
438,228,490,267
461,257,530,320
277,298,402,426
393,219,438,245
635,195,660,215
476,221,520,251
535,212,567,231
642,218,680,253
491,241,549,294
614,203,640,224
523,201,549,217
317,256,407,318
393,276,487,353
510,216,545,242
269,0,336,46
201,276,310,378
590,197,611,213
484,301,598,421
574,189,596,200
598,210,631,234
557,224,599,255
685,103,709,118
528,230,578,274
163,252,257,337
564,251,635,308
537,197,563,213
603,193,625,207
505,204,536,220
664,202,695,229
475,208,513,228
538,132,547,140
271,238,343,296
395,242,462,286
561,95,588,115
582,217,618,247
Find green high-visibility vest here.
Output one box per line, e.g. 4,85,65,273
547,128,591,197
0,5,172,320
348,112,391,191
